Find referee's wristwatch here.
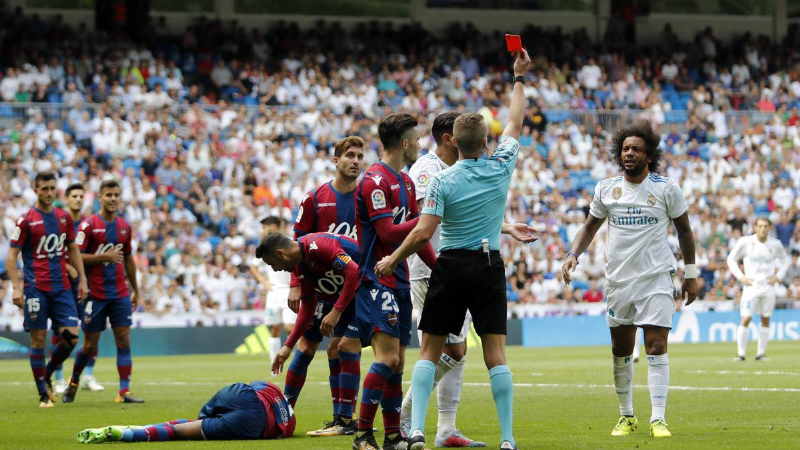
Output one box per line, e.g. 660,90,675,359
513,75,525,84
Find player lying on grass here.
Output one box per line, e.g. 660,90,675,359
255,232,361,431
76,381,295,443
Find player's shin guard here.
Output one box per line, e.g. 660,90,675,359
613,355,634,416
30,347,48,395
737,325,749,357
46,337,76,378
117,347,132,395
381,373,403,435
358,362,391,432
489,365,515,447
338,351,361,419
84,348,98,377
70,348,91,385
51,334,64,381
647,354,669,423
757,325,770,356
329,358,341,416
410,359,436,434
437,356,465,435
284,351,314,407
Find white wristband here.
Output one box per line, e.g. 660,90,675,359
684,264,698,279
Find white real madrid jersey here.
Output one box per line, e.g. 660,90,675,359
589,173,688,285
408,151,449,280
727,235,788,295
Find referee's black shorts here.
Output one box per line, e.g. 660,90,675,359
419,248,507,337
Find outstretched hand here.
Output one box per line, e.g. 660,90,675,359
513,49,531,76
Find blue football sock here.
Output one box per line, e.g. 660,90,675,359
410,359,436,434
84,347,97,377
489,365,515,447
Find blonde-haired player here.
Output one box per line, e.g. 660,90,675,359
726,217,789,361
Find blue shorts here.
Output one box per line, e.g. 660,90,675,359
51,284,82,331
199,382,268,440
303,301,356,343
23,286,79,332
343,281,412,347
81,296,133,332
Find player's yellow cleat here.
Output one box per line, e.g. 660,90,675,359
610,415,638,436
307,419,342,436
649,420,672,438
38,393,54,408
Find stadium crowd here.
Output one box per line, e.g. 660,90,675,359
2,10,800,321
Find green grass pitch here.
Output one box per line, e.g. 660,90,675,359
0,342,797,449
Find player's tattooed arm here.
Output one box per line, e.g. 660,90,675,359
672,212,698,305
562,214,605,284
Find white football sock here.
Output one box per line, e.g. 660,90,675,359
757,325,770,356
437,356,466,437
647,354,669,423
400,352,458,423
737,325,749,357
269,335,282,363
613,355,634,417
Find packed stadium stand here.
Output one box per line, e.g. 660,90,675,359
2,5,800,327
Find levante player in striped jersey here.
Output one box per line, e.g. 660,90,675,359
53,183,105,395
62,179,143,404
6,171,89,407
286,136,365,437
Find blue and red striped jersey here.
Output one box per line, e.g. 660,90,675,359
10,207,76,292
293,181,357,240
77,214,133,300
356,162,418,289
296,233,361,303
252,381,296,439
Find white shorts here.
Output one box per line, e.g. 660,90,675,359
740,288,776,318
265,287,297,326
605,272,676,329
412,278,470,345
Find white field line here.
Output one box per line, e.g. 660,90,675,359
687,370,800,376
1,380,798,392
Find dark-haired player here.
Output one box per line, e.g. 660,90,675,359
256,232,361,389
63,179,143,404
53,183,104,395
286,136,365,437
6,171,88,407
342,113,437,450
563,121,698,438
77,380,295,443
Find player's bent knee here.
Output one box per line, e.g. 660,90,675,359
444,342,466,361
61,328,79,346
741,316,752,326
326,344,340,359
29,330,47,348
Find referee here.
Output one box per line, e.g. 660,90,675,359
375,49,532,450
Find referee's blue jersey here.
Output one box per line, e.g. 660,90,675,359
422,136,520,251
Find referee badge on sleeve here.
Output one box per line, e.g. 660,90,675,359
612,187,622,200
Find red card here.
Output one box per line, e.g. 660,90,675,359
505,34,522,52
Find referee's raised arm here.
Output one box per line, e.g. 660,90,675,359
502,49,532,141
